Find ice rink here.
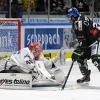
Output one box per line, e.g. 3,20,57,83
1,59,100,100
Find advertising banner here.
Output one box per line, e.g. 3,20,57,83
0,73,32,89
22,18,68,23
21,24,72,50
24,28,63,49
0,29,18,52
0,19,20,52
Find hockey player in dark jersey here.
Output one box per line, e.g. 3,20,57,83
66,7,100,84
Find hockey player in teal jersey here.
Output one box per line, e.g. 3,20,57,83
66,7,100,84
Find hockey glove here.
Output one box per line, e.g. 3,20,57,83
91,54,100,67
72,48,83,61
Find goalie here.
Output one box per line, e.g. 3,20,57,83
0,42,65,84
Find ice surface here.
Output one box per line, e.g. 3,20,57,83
1,59,100,100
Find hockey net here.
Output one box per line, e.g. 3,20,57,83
0,18,21,59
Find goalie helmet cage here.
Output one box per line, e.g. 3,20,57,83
0,18,21,53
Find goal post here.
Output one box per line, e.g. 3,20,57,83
0,18,21,58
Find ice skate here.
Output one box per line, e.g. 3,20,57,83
77,70,91,84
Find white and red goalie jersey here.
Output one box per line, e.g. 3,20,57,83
9,47,60,73
5,42,64,84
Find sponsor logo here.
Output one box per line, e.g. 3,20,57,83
25,28,63,49
0,79,30,86
14,79,30,85
0,79,12,86
0,29,18,52
0,73,32,89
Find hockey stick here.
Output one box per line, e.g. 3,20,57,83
61,61,74,90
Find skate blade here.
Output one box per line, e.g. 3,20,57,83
77,82,89,86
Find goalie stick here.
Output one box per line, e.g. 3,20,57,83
61,61,74,90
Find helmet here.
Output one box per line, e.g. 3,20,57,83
67,7,79,18
29,42,42,52
29,42,42,60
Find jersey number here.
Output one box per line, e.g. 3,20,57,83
83,17,89,26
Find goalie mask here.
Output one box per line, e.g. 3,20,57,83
29,42,42,60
